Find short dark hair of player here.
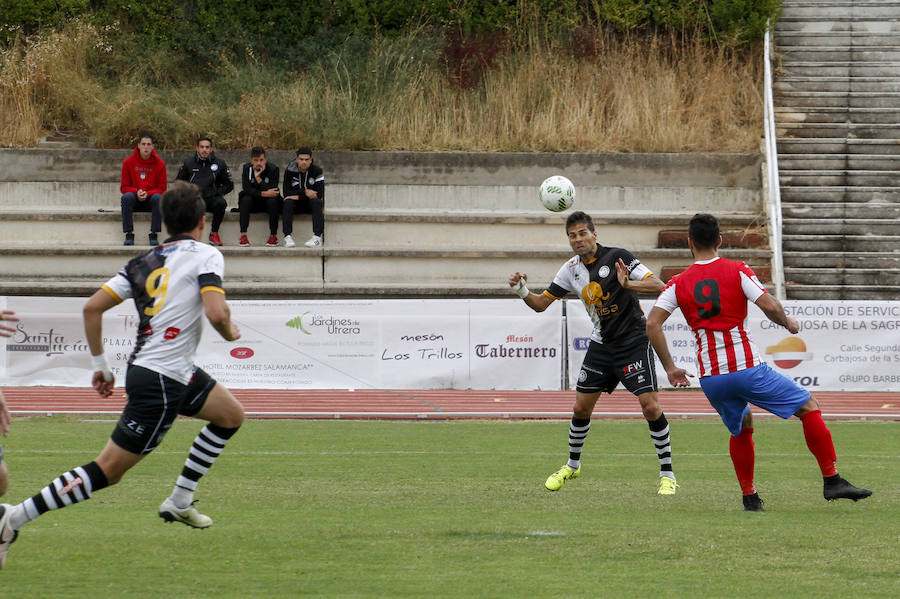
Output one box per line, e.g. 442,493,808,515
138,132,155,144
197,136,213,146
250,146,265,158
565,211,595,232
162,181,206,236
689,213,720,249
296,146,312,156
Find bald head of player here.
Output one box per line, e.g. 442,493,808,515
161,181,207,238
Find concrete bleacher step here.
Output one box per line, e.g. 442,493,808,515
774,77,900,93
777,138,900,154
785,284,900,300
0,208,762,249
781,202,900,219
777,153,900,169
0,181,762,215
777,64,900,78
776,20,900,34
776,122,900,139
778,2,900,20
784,267,900,286
782,234,897,252
780,186,900,202
776,47,900,62
782,217,899,235
775,107,900,123
783,250,900,269
0,210,317,247
325,210,763,249
0,244,324,283
656,229,766,249
774,91,900,108
779,170,900,187
775,32,900,47
0,246,772,299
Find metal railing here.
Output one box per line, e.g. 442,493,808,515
763,21,785,299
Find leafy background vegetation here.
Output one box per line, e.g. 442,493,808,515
0,0,781,151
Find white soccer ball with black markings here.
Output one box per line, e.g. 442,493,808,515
539,175,575,212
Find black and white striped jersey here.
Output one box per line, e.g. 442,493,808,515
102,236,225,384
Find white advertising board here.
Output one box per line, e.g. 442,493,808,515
1,296,897,392
566,300,900,392
0,297,563,391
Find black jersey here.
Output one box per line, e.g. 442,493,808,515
545,245,653,345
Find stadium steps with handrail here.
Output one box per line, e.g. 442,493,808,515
773,0,900,300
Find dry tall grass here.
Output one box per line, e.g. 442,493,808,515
0,23,762,152
0,22,108,147
377,34,762,152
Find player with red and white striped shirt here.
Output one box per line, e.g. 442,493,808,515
646,213,871,511
655,255,766,377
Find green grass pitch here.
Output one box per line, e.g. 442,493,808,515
1,417,897,598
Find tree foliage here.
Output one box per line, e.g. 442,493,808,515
1,1,781,53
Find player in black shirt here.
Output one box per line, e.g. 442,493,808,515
509,211,677,495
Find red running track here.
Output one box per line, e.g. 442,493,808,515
3,387,900,420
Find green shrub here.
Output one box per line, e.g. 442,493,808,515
0,0,89,44
2,1,780,57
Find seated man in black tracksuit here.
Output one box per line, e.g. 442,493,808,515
175,137,233,246
281,147,324,248
237,147,281,247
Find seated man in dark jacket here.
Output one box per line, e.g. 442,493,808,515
282,147,324,248
237,147,281,246
175,137,233,246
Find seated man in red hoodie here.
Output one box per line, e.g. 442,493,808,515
120,133,167,246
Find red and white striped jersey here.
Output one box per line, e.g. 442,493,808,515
654,257,767,377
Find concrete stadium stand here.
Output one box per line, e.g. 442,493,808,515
0,149,767,298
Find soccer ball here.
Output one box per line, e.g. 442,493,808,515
539,175,575,212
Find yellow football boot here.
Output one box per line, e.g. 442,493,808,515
544,464,581,491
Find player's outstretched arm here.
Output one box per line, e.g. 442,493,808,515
202,290,241,341
755,293,800,334
508,272,554,312
646,306,693,387
84,289,119,397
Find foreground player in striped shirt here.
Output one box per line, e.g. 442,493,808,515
0,182,245,568
646,213,871,511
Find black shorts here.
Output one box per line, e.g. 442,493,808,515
111,365,216,455
576,338,658,396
